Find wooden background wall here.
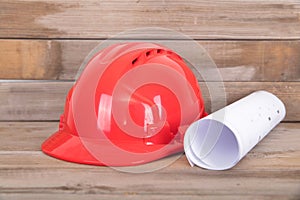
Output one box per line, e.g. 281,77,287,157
0,1,300,199
1,0,300,123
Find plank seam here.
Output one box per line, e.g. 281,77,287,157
1,38,300,41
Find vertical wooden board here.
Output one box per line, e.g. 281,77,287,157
0,81,299,121
201,41,300,82
0,40,62,79
0,122,56,151
1,0,300,39
57,40,96,80
0,81,71,121
0,40,300,81
199,81,300,121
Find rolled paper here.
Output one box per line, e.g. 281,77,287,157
184,91,286,170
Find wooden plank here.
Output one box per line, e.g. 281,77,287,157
0,168,298,198
0,40,63,80
0,81,299,121
0,122,299,199
0,122,55,151
0,40,300,81
200,82,300,122
0,172,299,199
4,122,299,155
0,81,70,121
1,1,300,39
2,194,291,200
5,194,293,200
0,122,299,170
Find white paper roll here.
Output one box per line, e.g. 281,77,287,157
184,91,286,170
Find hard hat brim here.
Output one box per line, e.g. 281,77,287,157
41,130,183,166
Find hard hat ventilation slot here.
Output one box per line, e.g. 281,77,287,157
157,49,166,55
132,58,138,65
145,50,156,57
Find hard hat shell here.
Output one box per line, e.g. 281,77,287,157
42,42,207,166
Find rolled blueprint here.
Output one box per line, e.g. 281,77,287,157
184,91,286,170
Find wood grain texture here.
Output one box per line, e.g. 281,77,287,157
0,81,70,121
5,194,295,200
3,194,293,200
0,164,299,199
0,122,299,199
0,81,299,121
1,0,300,39
0,40,300,81
0,40,62,80
1,1,299,199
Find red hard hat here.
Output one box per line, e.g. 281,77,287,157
42,42,207,166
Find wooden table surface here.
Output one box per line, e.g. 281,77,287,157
0,122,299,199
0,0,300,199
